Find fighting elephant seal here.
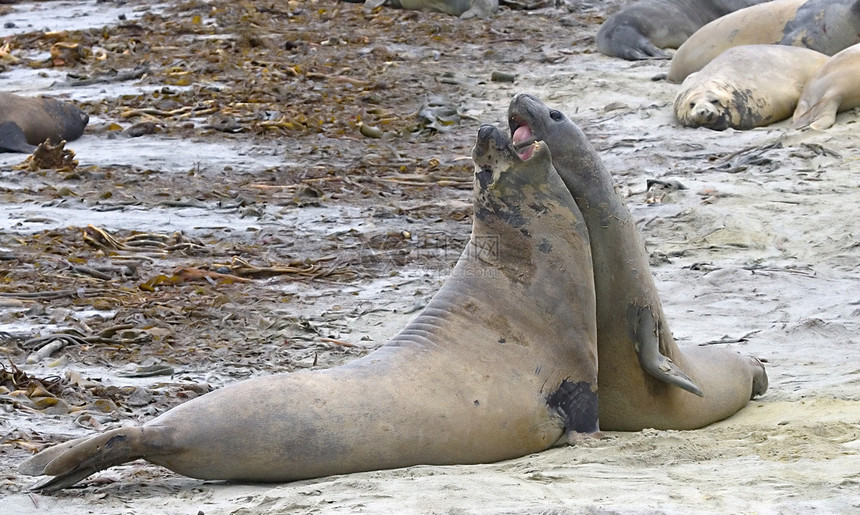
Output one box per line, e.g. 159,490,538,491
669,0,860,82
344,0,498,18
507,94,768,431
596,0,767,60
674,45,829,130
19,125,599,491
792,43,860,129
0,92,89,153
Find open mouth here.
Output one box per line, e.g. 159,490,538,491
510,116,537,160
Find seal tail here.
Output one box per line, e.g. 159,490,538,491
18,427,146,492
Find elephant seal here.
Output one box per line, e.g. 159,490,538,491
343,0,498,18
674,45,829,130
507,94,768,431
792,43,860,129
596,0,767,60
19,125,599,491
669,0,860,82
0,92,89,153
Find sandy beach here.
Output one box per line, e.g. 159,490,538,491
1,1,858,513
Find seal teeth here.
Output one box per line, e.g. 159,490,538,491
518,141,537,161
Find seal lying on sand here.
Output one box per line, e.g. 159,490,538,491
669,0,860,82
0,92,89,153
19,125,599,491
343,0,498,18
792,43,860,130
596,0,767,60
507,94,768,431
674,45,829,130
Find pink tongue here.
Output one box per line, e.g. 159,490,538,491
512,124,532,146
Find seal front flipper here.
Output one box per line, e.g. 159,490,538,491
0,121,37,153
626,303,703,397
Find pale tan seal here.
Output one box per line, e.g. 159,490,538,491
507,94,768,431
0,92,89,153
596,0,767,60
674,45,829,130
792,43,860,129
19,124,599,491
668,0,860,83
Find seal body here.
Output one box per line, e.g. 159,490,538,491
792,43,860,129
348,0,498,18
507,94,768,431
674,45,829,130
596,0,767,60
19,125,599,491
0,92,89,153
669,0,860,82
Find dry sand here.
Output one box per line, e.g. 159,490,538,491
1,1,858,513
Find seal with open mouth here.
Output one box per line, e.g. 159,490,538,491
19,124,599,491
507,94,767,431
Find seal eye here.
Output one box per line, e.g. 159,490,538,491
549,110,563,122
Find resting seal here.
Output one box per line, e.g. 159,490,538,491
674,45,829,130
19,124,599,491
596,0,767,60
343,0,498,18
0,92,89,153
669,0,860,82
507,94,768,431
793,43,860,130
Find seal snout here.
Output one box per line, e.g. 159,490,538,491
473,124,510,160
691,100,719,123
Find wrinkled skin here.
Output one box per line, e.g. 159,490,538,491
507,93,768,431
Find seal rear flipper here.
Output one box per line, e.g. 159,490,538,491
626,304,703,397
791,99,839,130
0,121,36,153
597,25,670,60
750,356,768,398
18,427,145,492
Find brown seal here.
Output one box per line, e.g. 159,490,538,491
507,94,768,431
19,124,599,491
0,92,89,153
596,0,767,60
668,0,860,83
792,43,860,129
674,45,829,130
